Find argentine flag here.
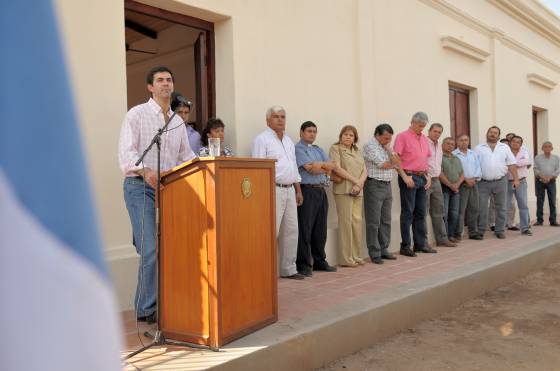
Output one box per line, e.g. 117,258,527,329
0,1,122,370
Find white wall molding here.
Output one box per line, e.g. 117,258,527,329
527,72,557,89
487,0,560,47
419,0,560,73
441,36,490,62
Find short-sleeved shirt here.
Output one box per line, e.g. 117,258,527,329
251,127,301,184
295,140,329,185
363,137,393,182
534,154,560,177
474,142,516,180
452,148,481,180
329,143,365,196
441,153,463,183
393,128,431,172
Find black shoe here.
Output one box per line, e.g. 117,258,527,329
495,232,506,239
298,269,313,277
436,240,457,247
138,312,157,324
414,246,438,253
469,234,483,240
550,222,560,227
490,226,495,231
534,221,544,226
508,226,520,231
313,264,337,272
372,257,384,264
400,248,417,257
381,253,397,260
283,273,305,280
522,229,533,236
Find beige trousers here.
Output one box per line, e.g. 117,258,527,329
334,194,364,265
275,186,298,276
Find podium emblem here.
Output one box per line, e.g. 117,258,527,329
241,177,252,198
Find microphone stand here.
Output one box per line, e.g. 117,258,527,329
124,111,217,363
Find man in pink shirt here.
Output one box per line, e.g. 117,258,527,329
394,112,435,257
507,135,533,235
426,124,458,247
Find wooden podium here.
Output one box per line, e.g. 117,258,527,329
159,157,278,348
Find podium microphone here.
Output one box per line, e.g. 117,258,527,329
171,91,192,112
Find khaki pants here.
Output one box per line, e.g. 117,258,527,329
334,194,364,265
275,186,298,277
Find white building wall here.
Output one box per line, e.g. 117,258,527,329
54,0,560,309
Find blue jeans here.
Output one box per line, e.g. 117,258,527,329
442,185,460,238
507,178,530,232
398,174,428,250
123,177,157,317
535,179,557,224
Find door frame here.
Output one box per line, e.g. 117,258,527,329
125,0,216,128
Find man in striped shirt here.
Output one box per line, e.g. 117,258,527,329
118,66,195,323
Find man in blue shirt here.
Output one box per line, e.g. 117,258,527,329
295,121,337,276
453,134,483,240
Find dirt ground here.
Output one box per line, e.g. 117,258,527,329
319,261,560,371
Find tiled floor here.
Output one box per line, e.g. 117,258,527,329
122,223,560,369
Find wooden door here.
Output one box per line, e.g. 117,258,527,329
449,87,470,139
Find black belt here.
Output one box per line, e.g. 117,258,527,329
509,177,526,182
275,183,293,188
481,176,505,182
133,176,143,180
367,177,390,183
300,184,327,188
404,170,427,176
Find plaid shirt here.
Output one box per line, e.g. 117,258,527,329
118,98,195,177
363,138,393,181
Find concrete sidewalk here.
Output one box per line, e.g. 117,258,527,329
122,225,560,370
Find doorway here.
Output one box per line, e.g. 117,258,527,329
124,0,215,132
449,85,470,139
532,106,548,157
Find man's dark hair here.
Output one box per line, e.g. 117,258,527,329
511,135,523,144
146,66,174,85
429,123,444,131
487,125,501,136
202,118,225,146
506,132,516,139
500,138,509,143
374,123,393,136
300,121,317,132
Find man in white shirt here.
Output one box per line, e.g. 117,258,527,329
474,126,519,239
118,66,195,323
252,106,305,280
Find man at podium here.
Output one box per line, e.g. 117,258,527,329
118,66,195,323
252,106,306,280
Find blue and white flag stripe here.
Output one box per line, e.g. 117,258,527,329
0,1,121,370
0,0,107,276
